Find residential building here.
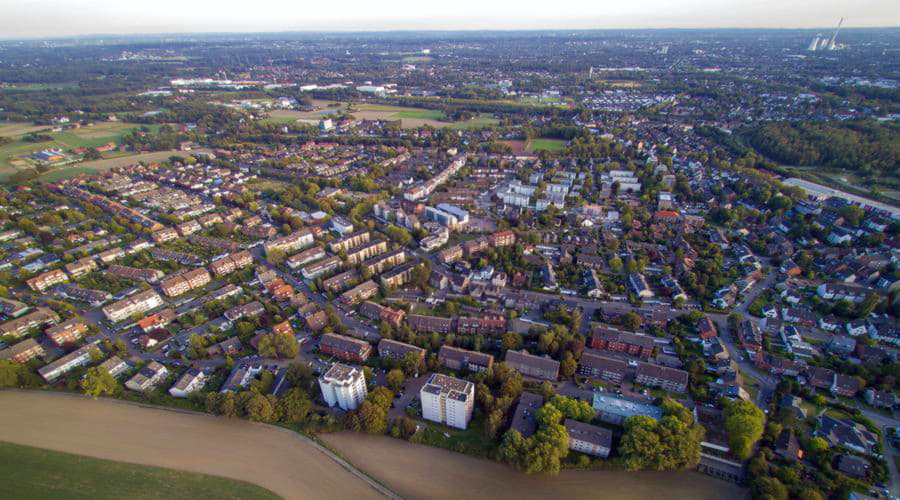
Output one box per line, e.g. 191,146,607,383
590,327,655,358
505,349,560,381
319,363,368,411
301,256,342,279
0,307,60,338
339,280,379,305
565,419,612,458
437,345,494,373
102,290,164,322
209,250,253,277
221,363,262,392
420,373,475,430
457,316,507,336
286,246,327,269
408,314,454,334
635,362,689,393
160,268,211,297
378,339,426,361
0,338,45,363
106,265,165,283
319,333,372,363
125,361,169,392
578,353,628,384
265,229,314,254
100,355,129,378
26,269,68,292
38,344,96,382
359,301,405,329
45,318,88,346
329,230,370,253
510,392,544,437
169,368,208,398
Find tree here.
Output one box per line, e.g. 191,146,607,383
80,366,119,399
723,399,765,460
751,477,788,500
619,399,704,471
549,395,593,422
386,369,405,392
399,351,422,376
277,388,313,424
259,332,300,359
621,312,641,331
286,362,314,388
245,393,276,422
609,256,623,273
560,352,577,379
0,360,22,388
501,332,523,352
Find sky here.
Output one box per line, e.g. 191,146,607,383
1,0,898,39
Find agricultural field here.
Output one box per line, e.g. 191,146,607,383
264,102,498,129
0,440,279,500
33,150,202,184
0,121,157,179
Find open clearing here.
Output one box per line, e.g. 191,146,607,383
322,432,747,500
265,102,498,129
0,440,278,500
0,391,382,500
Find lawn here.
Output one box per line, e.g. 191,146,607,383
394,109,445,120
0,440,279,500
527,138,567,152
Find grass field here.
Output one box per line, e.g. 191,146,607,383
0,440,279,500
527,138,567,152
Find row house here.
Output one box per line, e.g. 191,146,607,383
190,235,241,253
64,256,98,278
377,338,426,361
102,290,164,323
0,307,60,338
456,316,507,336
346,240,388,265
380,261,419,289
176,220,202,237
505,349,560,381
224,301,265,322
319,333,372,363
408,314,455,334
578,353,628,384
359,301,405,329
301,256,342,280
209,250,253,277
106,265,166,284
98,247,126,264
755,353,804,377
339,280,379,306
0,338,45,363
590,327,655,359
160,268,211,298
265,229,314,254
361,249,406,276
38,344,95,382
45,318,88,346
322,270,359,293
634,362,689,393
286,246,326,269
60,285,112,306
152,227,179,244
149,248,204,266
26,269,68,292
329,230,370,254
438,345,494,373
816,283,871,303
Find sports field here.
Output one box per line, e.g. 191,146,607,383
0,440,279,500
528,138,567,152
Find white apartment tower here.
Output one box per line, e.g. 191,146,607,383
420,373,475,430
319,363,367,411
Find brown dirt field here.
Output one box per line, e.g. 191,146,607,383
322,432,748,500
503,140,528,154
0,391,383,500
0,123,48,138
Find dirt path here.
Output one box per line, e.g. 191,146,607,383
0,391,387,500
322,432,748,500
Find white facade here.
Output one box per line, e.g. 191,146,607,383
420,373,475,430
319,363,367,411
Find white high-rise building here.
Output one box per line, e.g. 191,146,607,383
319,363,367,411
420,373,475,430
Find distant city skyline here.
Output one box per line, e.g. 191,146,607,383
1,0,898,39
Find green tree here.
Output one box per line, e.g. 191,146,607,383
0,360,22,387
80,366,119,399
620,312,641,331
619,399,704,471
723,399,765,460
501,332,523,352
245,393,277,422
277,388,313,424
386,368,405,392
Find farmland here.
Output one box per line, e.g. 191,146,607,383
0,440,279,500
264,102,498,129
0,121,165,181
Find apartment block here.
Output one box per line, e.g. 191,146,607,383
26,269,68,292
438,345,494,373
45,318,88,346
102,290,164,322
319,363,368,411
420,373,475,430
329,230,370,253
377,338,426,361
319,333,373,363
0,338,45,363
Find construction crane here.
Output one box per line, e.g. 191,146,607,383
827,18,844,50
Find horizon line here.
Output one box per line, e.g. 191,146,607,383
3,25,900,42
